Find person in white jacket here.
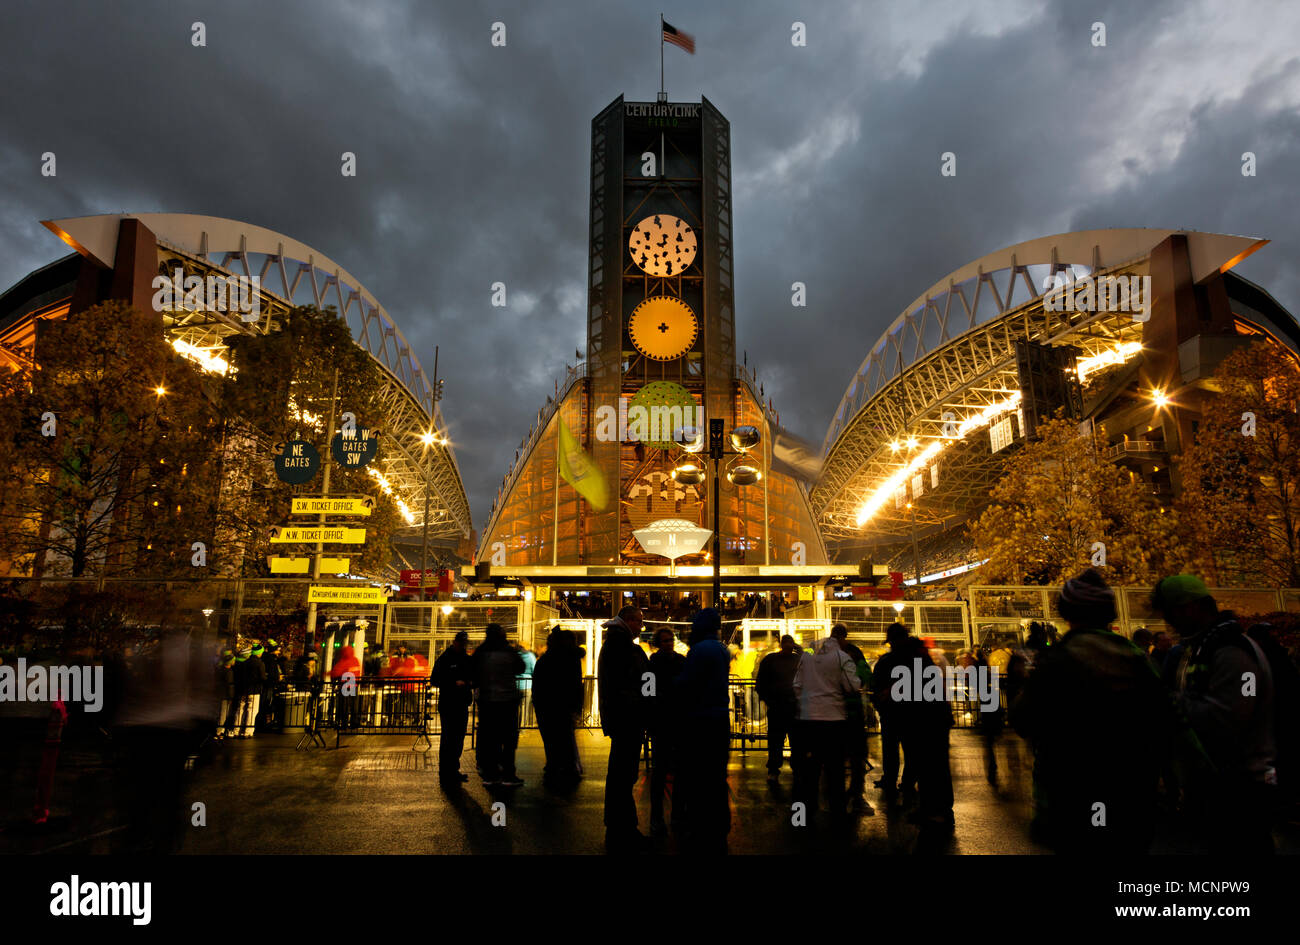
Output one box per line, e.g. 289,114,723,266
793,636,861,818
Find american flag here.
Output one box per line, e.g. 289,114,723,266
663,20,695,54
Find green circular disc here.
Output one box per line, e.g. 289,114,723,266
629,381,698,450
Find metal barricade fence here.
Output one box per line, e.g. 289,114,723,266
280,672,999,752
262,677,437,750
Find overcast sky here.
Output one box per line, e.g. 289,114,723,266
3,0,1298,532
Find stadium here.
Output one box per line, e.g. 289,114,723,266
812,228,1299,585
0,213,473,577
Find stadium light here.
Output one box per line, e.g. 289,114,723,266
857,392,1023,527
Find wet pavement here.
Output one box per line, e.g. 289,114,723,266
6,724,1299,854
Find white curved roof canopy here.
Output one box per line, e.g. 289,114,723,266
43,213,438,418
823,228,1267,452
41,212,471,540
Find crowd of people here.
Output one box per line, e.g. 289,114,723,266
1010,569,1296,854
194,567,1297,855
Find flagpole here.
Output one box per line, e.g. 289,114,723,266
552,415,560,567
659,14,665,99
763,411,770,566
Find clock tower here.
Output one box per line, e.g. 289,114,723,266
478,95,826,569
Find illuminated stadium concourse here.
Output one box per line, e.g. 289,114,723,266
0,213,472,560
813,228,1299,579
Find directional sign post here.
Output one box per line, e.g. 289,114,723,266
331,430,380,468
308,585,386,605
274,440,320,485
269,526,367,544
269,556,350,575
291,496,374,516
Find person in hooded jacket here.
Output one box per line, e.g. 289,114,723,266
533,627,584,789
331,644,363,731
214,649,236,739
432,631,474,783
1012,569,1191,850
896,635,955,829
472,624,526,787
871,623,916,804
675,609,732,850
258,640,284,730
1151,574,1278,854
646,625,687,834
757,635,802,784
793,635,860,820
597,605,650,851
232,646,267,738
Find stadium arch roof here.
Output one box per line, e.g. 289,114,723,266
42,213,472,542
813,228,1268,544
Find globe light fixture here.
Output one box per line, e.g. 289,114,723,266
671,463,706,486
727,465,762,486
730,425,761,451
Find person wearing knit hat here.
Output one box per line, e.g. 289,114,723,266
215,648,237,739
259,640,285,730
1056,567,1118,629
1009,567,1185,853
1150,573,1278,853
232,642,268,737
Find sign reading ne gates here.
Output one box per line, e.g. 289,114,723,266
269,526,367,544
308,585,386,605
274,440,320,485
331,430,379,468
291,496,373,516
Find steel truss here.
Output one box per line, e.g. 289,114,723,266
814,258,1148,543
156,243,471,541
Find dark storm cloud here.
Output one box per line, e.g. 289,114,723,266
2,0,1297,531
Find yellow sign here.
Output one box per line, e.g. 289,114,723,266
269,557,350,575
536,585,551,602
291,497,373,516
269,526,366,544
308,585,386,605
798,585,814,601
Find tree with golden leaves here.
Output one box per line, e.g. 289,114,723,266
1178,340,1300,587
0,301,223,578
971,413,1189,586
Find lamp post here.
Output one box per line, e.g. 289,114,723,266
419,346,446,604
672,418,762,609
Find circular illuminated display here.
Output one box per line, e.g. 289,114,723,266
628,296,698,361
629,381,698,449
629,214,697,276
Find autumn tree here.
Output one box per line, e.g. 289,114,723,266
0,301,223,578
970,414,1189,586
1178,340,1300,587
216,305,405,576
